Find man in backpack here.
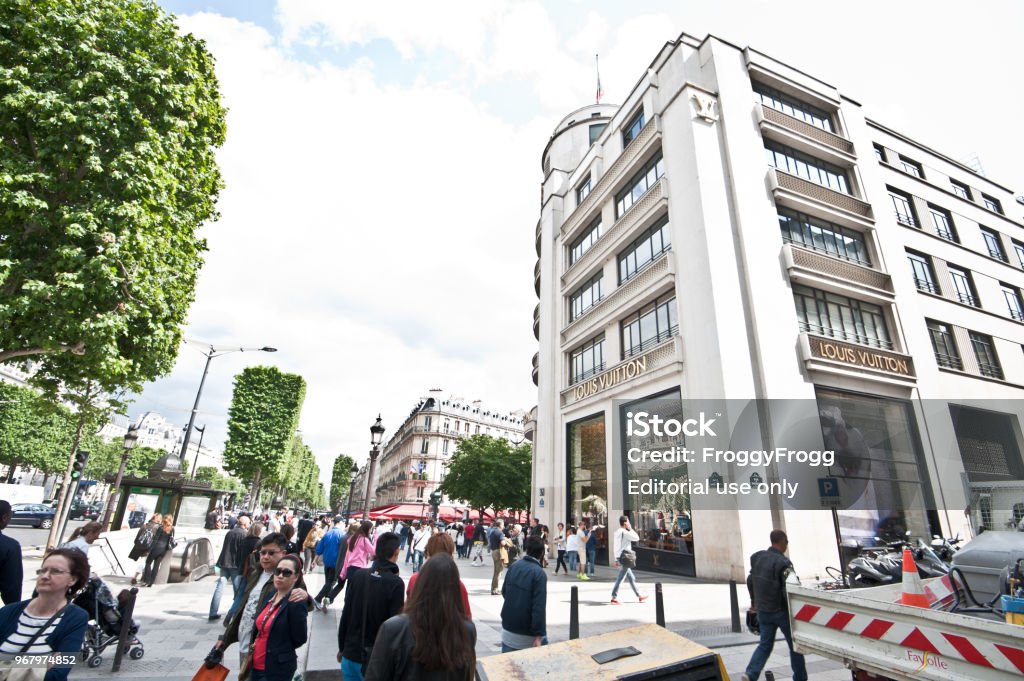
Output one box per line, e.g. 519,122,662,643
742,530,806,681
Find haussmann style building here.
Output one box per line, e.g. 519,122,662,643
530,32,1024,581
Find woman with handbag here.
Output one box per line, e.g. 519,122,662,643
141,514,176,587
0,548,90,681
610,515,647,605
128,513,162,586
364,553,475,681
241,555,307,681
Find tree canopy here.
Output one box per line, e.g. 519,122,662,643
439,434,531,513
329,453,356,511
0,382,78,476
0,0,227,393
222,366,306,494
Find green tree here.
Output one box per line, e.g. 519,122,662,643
440,435,532,514
222,366,306,508
0,382,77,477
329,453,356,511
0,0,227,394
194,466,246,494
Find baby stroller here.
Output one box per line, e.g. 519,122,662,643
73,576,145,668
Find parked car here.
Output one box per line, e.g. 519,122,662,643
9,503,57,529
68,500,101,521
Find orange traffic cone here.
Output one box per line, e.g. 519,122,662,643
900,548,929,608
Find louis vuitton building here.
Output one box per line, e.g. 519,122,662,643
529,32,1024,581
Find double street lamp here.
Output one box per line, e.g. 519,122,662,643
362,416,386,520
101,423,140,530
177,342,277,474
343,462,359,521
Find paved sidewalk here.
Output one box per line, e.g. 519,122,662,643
20,551,847,680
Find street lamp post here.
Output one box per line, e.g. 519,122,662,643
188,425,206,480
177,343,277,472
344,462,359,521
362,416,386,520
102,424,140,530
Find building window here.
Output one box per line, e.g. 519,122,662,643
907,250,939,294
969,331,1003,379
589,123,607,146
618,216,671,283
778,207,870,266
873,143,886,163
570,335,605,384
622,109,645,147
765,141,849,193
576,175,592,205
569,272,604,321
621,295,678,358
898,155,924,178
950,180,971,201
926,320,962,370
423,416,432,431
888,188,918,227
420,439,429,454
416,486,423,500
982,194,1003,215
1002,284,1024,321
569,217,603,266
1013,241,1024,270
981,228,1007,261
928,205,958,242
947,265,978,307
793,284,892,349
474,425,480,434
753,82,835,131
615,152,664,218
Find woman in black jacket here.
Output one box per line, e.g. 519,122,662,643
365,553,475,681
242,554,308,681
140,515,175,587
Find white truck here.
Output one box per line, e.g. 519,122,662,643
786,578,1024,681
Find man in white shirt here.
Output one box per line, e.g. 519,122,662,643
610,515,647,604
411,524,430,573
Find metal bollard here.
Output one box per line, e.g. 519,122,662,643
765,672,775,681
655,582,665,627
729,580,741,633
569,585,580,640
112,587,139,672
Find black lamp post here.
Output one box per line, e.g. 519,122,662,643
362,415,386,520
188,425,207,480
344,462,359,521
178,343,277,473
102,423,140,530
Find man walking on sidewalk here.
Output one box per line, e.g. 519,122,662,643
208,514,248,621
610,515,647,604
742,529,807,681
488,520,510,594
500,535,547,652
314,515,346,608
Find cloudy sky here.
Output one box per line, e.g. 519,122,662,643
133,0,1024,491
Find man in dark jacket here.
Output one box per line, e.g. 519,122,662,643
337,532,404,678
500,535,547,652
742,530,806,681
0,501,23,604
209,515,248,620
297,512,314,546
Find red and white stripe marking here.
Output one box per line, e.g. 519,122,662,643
793,603,1024,676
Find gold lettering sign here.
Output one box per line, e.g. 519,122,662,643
573,357,648,400
810,337,913,377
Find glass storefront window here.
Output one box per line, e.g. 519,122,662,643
816,388,935,544
124,492,161,529
567,413,608,563
178,495,212,527
618,389,695,575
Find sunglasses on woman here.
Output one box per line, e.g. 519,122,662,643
274,567,296,577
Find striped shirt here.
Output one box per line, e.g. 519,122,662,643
0,609,63,657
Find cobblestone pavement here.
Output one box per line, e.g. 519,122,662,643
14,551,847,680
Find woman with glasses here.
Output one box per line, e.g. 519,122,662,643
242,554,307,681
365,553,474,681
0,549,90,681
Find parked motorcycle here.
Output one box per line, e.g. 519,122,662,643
930,534,962,562
846,538,950,588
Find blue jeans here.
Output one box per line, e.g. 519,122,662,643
587,547,596,575
744,609,807,681
611,564,639,598
501,636,548,653
252,670,268,681
413,549,425,572
341,655,364,681
567,551,578,572
209,567,240,617
405,540,414,564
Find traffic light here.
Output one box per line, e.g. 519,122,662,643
71,449,90,481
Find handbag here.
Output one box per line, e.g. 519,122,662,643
619,549,637,568
0,604,69,681
191,663,229,681
498,544,509,567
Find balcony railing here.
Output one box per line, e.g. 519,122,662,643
934,352,963,370
773,170,872,218
913,277,939,294
798,322,894,350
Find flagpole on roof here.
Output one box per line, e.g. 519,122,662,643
595,53,603,104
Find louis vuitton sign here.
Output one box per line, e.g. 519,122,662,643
809,336,914,377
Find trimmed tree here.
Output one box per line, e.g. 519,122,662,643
440,434,532,515
222,366,306,510
0,0,227,394
0,382,78,478
329,453,356,511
